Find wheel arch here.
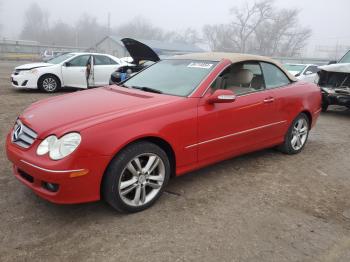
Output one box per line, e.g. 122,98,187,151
300,110,312,128
37,73,62,88
100,136,177,198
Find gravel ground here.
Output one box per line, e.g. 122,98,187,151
0,61,350,262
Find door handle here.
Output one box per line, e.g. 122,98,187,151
263,97,275,103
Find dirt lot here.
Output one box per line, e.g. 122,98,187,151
0,61,350,262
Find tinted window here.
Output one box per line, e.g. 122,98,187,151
68,55,91,67
339,50,350,63
48,53,74,64
261,62,290,89
109,57,118,65
124,60,217,97
94,55,113,65
305,66,319,74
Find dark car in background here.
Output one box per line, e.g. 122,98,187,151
318,50,350,111
109,38,160,85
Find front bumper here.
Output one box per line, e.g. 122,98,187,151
6,133,111,204
11,72,38,89
322,89,350,107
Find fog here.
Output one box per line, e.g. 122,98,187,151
1,0,350,57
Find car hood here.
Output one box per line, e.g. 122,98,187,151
15,63,53,70
121,38,160,65
20,86,181,138
319,63,350,73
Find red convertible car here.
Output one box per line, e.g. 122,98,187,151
6,52,322,213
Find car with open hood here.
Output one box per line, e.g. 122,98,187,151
318,50,350,111
11,52,124,92
109,38,160,84
284,63,319,83
6,52,321,213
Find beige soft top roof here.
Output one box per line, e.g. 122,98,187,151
174,52,297,81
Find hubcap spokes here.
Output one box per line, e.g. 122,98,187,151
119,153,165,207
291,118,308,150
43,78,57,91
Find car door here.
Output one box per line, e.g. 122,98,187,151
93,55,120,86
61,55,91,88
196,62,282,162
259,62,295,135
303,65,318,83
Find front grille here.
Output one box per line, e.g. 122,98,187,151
11,119,38,148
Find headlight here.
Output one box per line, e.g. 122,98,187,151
36,133,81,160
30,69,38,74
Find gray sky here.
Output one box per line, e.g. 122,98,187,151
1,0,350,55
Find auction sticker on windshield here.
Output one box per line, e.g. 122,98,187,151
187,62,213,69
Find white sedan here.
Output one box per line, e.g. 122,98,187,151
284,63,320,83
11,53,125,92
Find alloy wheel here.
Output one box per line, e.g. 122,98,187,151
118,153,165,207
291,118,308,150
42,77,57,92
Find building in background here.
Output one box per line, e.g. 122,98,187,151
94,36,203,58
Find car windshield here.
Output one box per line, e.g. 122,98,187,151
284,64,306,74
339,51,350,63
48,53,75,64
123,59,218,96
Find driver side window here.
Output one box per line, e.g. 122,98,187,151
67,55,90,67
210,62,265,95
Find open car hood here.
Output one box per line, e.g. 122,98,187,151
121,38,160,65
319,63,350,74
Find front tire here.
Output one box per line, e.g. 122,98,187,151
38,75,60,93
102,141,171,213
278,113,310,155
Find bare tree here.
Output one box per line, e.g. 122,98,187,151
203,0,311,57
47,21,75,46
20,2,49,42
114,17,165,40
254,8,311,56
166,28,202,45
203,24,232,51
229,0,273,53
75,14,108,47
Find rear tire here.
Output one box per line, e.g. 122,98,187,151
38,75,60,93
102,141,171,213
278,113,310,155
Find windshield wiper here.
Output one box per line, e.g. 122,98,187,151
119,83,130,88
131,86,163,94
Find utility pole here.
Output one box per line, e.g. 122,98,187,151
107,13,111,36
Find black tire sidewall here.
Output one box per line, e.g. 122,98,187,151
38,75,60,93
102,142,171,213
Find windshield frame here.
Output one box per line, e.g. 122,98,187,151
122,59,219,97
339,50,350,63
47,53,76,64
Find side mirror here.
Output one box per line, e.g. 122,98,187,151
328,60,337,65
304,71,313,75
207,89,236,104
64,62,71,67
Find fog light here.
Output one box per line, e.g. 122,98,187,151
42,182,59,192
